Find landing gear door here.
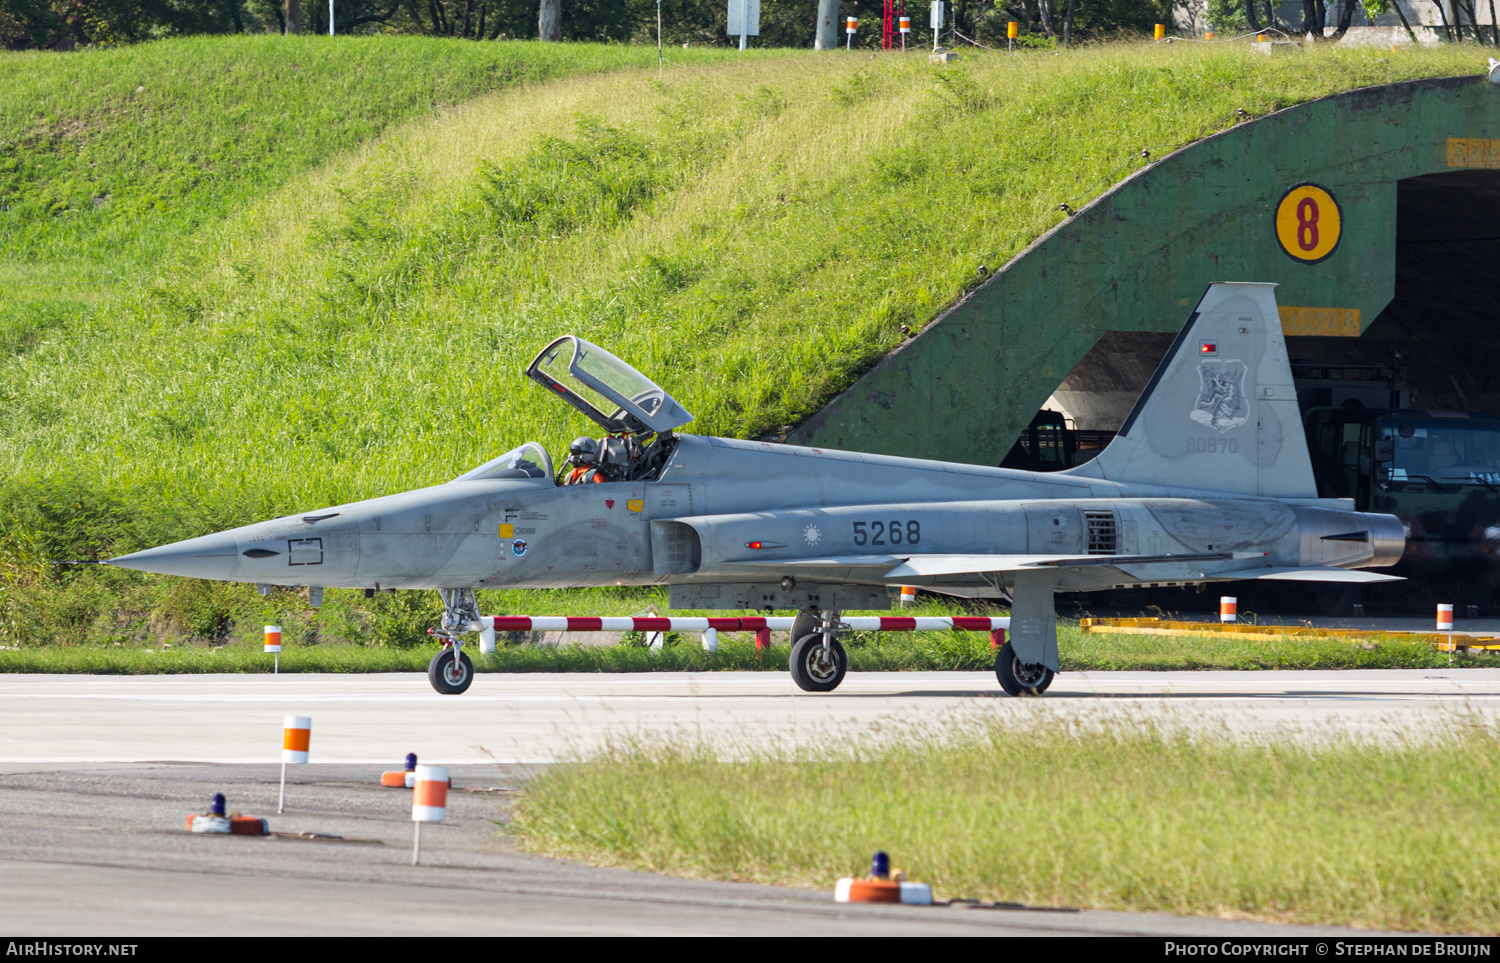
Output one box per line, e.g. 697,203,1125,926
525,336,694,436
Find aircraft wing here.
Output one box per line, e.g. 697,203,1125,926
884,552,1263,578
719,553,1400,584
721,551,1266,578
1212,567,1403,583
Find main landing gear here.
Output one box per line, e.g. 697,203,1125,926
788,608,848,692
428,588,480,695
994,640,1054,696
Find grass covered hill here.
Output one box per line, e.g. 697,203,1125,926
0,37,1486,647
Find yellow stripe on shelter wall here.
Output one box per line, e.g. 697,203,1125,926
1447,138,1500,169
1277,306,1362,337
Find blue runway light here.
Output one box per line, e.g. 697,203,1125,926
871,851,890,879
211,793,225,817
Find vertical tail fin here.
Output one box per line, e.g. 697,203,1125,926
1066,282,1317,498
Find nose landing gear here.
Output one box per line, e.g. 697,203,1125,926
788,609,849,692
427,588,481,695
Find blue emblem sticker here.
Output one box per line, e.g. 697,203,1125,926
512,540,528,557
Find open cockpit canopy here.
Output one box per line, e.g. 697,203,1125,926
526,336,694,436
452,441,553,483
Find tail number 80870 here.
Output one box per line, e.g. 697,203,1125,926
852,520,921,546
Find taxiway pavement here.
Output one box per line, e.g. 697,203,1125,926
2,669,1498,766
0,762,1398,936
3,669,1485,935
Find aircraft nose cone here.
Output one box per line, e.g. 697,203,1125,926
108,532,242,580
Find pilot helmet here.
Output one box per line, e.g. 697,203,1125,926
569,437,599,465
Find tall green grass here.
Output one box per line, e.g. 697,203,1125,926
1,39,1486,645
511,716,1500,932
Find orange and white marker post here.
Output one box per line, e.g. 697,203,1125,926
846,16,856,49
1439,603,1454,662
279,715,311,813
1007,20,1017,52
264,625,282,673
411,764,449,865
899,586,917,607
1220,597,1237,623
899,15,910,51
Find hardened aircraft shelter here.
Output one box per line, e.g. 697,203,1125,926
791,75,1500,461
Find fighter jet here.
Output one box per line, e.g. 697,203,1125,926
109,283,1404,695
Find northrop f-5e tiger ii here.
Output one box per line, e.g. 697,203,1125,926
109,283,1404,695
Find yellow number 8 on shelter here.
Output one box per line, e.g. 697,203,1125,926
1275,184,1342,264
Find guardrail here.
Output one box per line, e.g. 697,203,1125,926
477,615,1011,653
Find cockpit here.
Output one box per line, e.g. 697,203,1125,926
451,336,694,486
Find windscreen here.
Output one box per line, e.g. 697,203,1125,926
451,442,553,482
1383,419,1500,488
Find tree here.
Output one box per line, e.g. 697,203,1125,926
813,0,837,47
285,0,300,32
1360,0,1419,43
537,0,558,39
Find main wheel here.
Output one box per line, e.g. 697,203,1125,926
788,633,847,692
1312,582,1362,618
428,648,474,695
994,641,1053,697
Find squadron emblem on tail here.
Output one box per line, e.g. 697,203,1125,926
1191,360,1249,433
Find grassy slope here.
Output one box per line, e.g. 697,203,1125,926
0,39,1487,648
510,719,1500,932
0,36,735,353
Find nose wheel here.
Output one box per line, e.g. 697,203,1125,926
428,648,474,695
788,609,848,692
994,640,1053,696
427,587,481,694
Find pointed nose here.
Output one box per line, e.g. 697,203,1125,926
108,531,242,580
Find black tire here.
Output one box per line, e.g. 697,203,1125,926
788,632,847,692
428,649,474,695
1312,583,1362,618
994,641,1054,697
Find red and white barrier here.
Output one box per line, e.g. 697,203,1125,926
477,615,1011,654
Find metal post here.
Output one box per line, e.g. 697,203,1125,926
278,760,287,814
412,822,422,865
329,0,333,35
657,0,663,78
739,0,747,50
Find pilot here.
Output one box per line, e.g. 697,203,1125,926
563,437,605,485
